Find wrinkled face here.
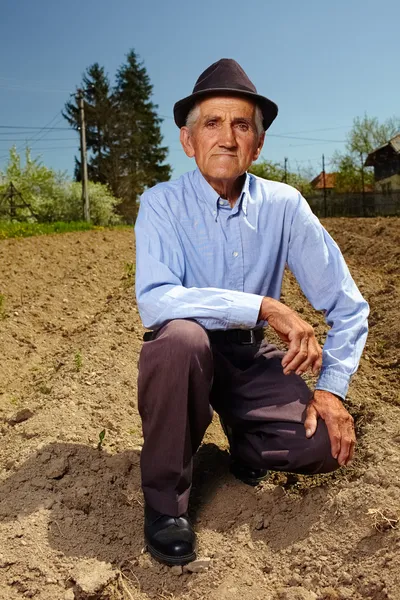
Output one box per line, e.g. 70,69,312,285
180,96,265,183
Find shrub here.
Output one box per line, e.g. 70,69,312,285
0,147,122,225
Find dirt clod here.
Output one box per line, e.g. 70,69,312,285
183,557,212,573
7,408,34,425
71,559,117,595
277,587,318,600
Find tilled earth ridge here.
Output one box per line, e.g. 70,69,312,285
0,217,399,600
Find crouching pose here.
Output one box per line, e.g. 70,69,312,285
134,58,369,566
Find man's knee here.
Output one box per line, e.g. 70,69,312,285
156,319,211,358
312,421,340,474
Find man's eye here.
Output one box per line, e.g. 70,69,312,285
206,121,217,128
236,122,250,131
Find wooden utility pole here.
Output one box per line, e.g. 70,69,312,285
322,154,327,217
283,157,288,183
76,89,90,222
360,152,366,217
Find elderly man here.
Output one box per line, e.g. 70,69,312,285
134,59,369,566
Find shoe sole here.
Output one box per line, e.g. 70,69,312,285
145,540,196,566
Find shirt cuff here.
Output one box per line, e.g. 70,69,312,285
315,367,351,399
224,292,264,329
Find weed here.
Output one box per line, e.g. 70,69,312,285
9,396,18,406
97,429,106,450
74,351,83,372
122,262,135,287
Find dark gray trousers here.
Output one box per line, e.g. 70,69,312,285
138,319,339,516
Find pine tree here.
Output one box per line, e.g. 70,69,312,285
63,63,113,185
113,50,171,220
63,52,171,222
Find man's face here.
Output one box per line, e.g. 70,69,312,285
180,96,265,183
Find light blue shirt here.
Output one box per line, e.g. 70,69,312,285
135,168,369,399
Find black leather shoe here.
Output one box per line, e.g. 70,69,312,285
219,416,270,486
144,504,196,566
230,458,270,486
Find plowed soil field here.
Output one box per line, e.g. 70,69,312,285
0,217,399,600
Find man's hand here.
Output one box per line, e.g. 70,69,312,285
304,390,356,466
259,297,322,375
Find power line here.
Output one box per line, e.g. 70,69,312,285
7,146,77,151
268,134,346,142
0,111,64,161
0,137,77,142
0,125,71,131
272,125,351,135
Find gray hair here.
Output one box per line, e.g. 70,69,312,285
186,102,265,136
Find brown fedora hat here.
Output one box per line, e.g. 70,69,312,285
173,58,278,130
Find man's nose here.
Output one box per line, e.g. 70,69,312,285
218,123,236,147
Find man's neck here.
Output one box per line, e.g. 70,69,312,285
202,173,246,207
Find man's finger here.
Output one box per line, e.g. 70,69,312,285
304,403,318,438
295,339,321,375
337,420,356,466
311,348,323,374
325,420,341,460
281,334,302,371
283,335,308,374
337,434,352,466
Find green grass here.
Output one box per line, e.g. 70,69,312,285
0,221,97,240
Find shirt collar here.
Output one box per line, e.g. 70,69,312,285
193,168,250,218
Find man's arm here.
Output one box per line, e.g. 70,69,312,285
135,191,264,330
285,194,369,399
258,193,368,466
258,296,356,466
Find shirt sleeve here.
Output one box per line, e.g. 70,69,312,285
287,194,369,399
134,191,264,330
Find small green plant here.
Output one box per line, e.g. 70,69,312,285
122,261,135,287
9,396,19,406
0,294,6,319
97,429,106,450
74,350,83,372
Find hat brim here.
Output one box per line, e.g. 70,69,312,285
173,88,278,131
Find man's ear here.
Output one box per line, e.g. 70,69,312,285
253,132,265,161
180,127,195,158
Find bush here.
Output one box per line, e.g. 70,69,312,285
0,147,122,225
66,182,122,225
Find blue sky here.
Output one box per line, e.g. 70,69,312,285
0,0,398,180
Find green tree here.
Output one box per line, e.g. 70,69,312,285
113,50,171,220
250,159,313,196
347,113,400,155
332,113,400,192
332,153,374,193
63,63,114,185
63,51,171,222
0,147,67,221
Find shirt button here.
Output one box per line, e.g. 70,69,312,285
232,251,239,257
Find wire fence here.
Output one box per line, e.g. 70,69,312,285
308,191,400,218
